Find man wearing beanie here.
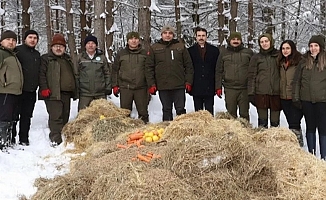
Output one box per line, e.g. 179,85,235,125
12,30,41,146
39,33,77,146
146,25,193,121
292,34,326,159
77,34,111,111
248,33,281,128
0,30,23,150
216,31,253,120
187,27,219,115
112,31,149,123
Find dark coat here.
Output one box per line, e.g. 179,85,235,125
216,44,253,90
16,44,41,92
77,49,111,96
112,45,147,90
188,42,219,96
0,47,23,95
293,52,326,103
39,51,77,100
248,48,280,95
146,39,194,90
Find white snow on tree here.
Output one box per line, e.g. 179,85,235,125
51,5,66,12
149,0,161,13
100,13,106,19
0,8,5,16
69,8,74,14
107,23,118,34
27,6,33,14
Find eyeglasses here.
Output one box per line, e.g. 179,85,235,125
52,45,65,49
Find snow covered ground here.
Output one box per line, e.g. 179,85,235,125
0,94,308,199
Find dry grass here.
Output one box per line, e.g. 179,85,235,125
31,109,326,200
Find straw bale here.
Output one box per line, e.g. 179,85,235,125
31,174,94,200
249,127,326,199
62,99,130,143
87,163,198,200
163,110,214,140
215,111,253,128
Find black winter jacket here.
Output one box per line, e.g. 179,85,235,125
16,44,41,92
188,42,219,96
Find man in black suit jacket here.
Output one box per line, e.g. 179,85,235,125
188,27,219,115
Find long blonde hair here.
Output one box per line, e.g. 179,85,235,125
306,50,326,71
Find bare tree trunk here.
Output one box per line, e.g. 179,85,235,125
21,0,30,35
138,0,151,51
106,0,114,61
86,0,92,34
119,7,125,46
44,0,52,51
294,0,302,43
65,0,77,65
263,0,275,35
247,0,254,48
80,0,86,52
174,0,181,40
217,0,224,47
16,0,21,44
281,0,286,41
192,0,199,27
54,0,60,32
94,0,105,51
321,0,326,36
1,1,6,34
229,0,238,32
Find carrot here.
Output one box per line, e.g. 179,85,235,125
128,133,144,140
127,140,137,144
137,154,151,162
146,153,153,158
116,144,127,149
138,145,145,148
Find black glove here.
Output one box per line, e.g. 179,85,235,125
248,95,256,106
292,100,302,109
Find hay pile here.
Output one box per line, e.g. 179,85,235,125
62,99,144,150
31,108,326,200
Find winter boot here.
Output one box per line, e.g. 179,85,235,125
319,135,326,160
306,132,316,155
291,129,304,147
0,121,12,150
258,119,268,128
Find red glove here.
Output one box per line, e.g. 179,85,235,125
185,84,192,93
113,86,120,97
41,89,51,98
148,86,157,95
216,88,222,98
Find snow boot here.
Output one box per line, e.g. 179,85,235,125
291,129,304,147
258,119,268,128
319,135,326,160
0,121,12,150
306,132,316,155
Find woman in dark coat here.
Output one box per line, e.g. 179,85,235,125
277,40,303,146
293,35,326,159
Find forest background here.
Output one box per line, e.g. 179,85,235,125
1,0,325,65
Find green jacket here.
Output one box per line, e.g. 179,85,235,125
293,52,326,103
279,59,301,100
0,47,23,95
77,49,111,96
248,48,280,95
216,44,253,90
146,39,193,90
39,51,77,100
112,45,147,89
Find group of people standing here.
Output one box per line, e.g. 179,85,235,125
0,27,325,160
